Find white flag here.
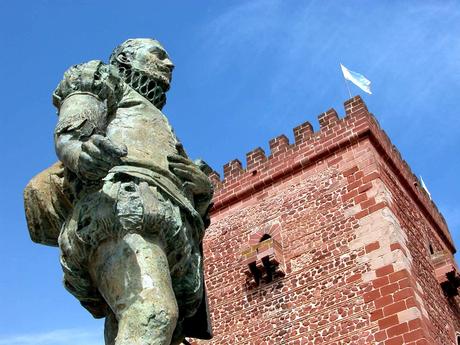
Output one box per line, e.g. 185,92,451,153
340,64,372,94
420,176,431,200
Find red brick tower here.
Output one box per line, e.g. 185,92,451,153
192,96,460,345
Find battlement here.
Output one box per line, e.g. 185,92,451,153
209,96,454,252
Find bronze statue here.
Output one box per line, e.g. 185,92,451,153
24,38,213,345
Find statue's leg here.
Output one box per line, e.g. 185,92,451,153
90,233,179,345
104,310,118,345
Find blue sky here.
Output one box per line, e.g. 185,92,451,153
1,1,459,344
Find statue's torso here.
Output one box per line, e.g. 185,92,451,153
106,85,178,172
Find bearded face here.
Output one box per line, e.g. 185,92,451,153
111,39,175,92
130,42,174,91
110,39,175,109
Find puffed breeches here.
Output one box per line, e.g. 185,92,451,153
58,176,204,320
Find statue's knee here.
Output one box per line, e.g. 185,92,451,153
124,292,178,330
154,297,179,326
149,305,179,329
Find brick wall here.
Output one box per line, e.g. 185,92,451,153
190,96,460,345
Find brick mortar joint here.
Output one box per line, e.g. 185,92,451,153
207,258,370,310
206,202,357,254
211,130,367,214
204,225,359,282
212,97,367,188
209,98,452,255
213,314,377,345
210,299,372,341
365,131,454,253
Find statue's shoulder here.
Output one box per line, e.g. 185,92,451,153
52,60,123,114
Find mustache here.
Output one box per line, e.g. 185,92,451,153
139,60,172,80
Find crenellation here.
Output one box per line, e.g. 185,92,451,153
215,100,364,187
223,159,243,180
210,97,454,257
246,147,267,171
318,108,339,129
192,95,459,345
344,95,368,116
372,123,453,249
293,120,314,144
208,170,222,190
268,134,290,156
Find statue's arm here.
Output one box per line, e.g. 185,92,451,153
53,61,125,180
55,132,82,175
54,94,126,180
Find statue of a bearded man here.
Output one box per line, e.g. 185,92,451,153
24,38,213,345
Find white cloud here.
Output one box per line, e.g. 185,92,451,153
0,329,103,345
201,0,281,72
195,0,460,149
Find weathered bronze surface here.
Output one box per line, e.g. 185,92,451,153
24,38,213,345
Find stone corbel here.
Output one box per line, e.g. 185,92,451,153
431,251,460,297
241,238,283,285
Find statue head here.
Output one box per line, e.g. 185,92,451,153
110,38,175,92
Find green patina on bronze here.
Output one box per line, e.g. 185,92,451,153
24,38,213,345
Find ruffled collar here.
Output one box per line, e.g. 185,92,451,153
117,66,167,109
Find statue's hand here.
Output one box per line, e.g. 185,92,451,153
78,134,127,180
167,154,213,200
